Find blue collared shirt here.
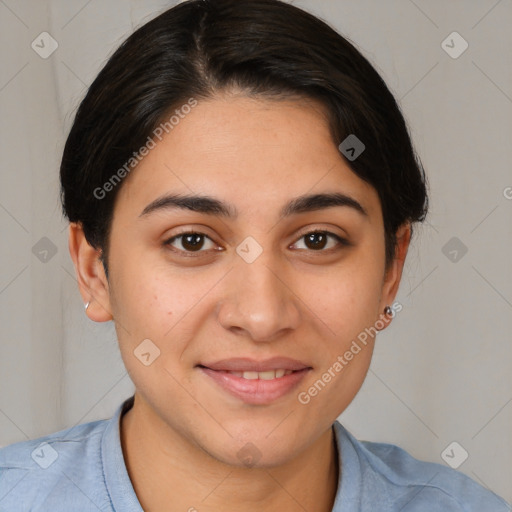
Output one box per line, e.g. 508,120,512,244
0,396,509,511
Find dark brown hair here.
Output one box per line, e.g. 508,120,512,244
60,0,429,275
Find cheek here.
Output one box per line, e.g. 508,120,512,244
299,255,384,343
293,261,382,417
112,270,190,398
119,274,186,339
111,258,224,356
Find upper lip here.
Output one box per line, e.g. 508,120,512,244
198,357,311,372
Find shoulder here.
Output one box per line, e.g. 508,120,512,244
0,417,112,511
333,422,510,511
0,418,105,470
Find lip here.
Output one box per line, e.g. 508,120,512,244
199,357,310,372
197,357,312,405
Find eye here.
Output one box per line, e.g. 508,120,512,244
165,231,218,253
291,230,349,251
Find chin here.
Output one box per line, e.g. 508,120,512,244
210,441,298,469
199,423,306,469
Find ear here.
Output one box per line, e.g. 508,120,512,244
376,223,411,330
68,222,113,322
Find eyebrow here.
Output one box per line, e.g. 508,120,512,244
139,192,368,220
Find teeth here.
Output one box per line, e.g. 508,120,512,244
259,370,277,380
226,369,294,380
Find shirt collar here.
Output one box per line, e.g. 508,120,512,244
101,395,143,512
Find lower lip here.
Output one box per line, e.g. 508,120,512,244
199,367,311,405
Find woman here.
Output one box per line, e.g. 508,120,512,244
0,0,509,510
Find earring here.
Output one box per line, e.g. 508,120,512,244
85,301,90,311
384,305,392,316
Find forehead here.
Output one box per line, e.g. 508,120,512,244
115,95,381,222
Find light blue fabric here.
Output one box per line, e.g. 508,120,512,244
0,395,509,511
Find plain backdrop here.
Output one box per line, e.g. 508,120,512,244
0,0,511,504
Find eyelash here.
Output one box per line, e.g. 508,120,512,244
164,229,350,256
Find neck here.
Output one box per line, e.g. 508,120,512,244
120,396,340,512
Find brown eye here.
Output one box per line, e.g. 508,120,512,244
181,233,205,251
304,232,328,250
292,231,348,251
165,232,217,253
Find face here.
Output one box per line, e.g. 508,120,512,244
74,94,409,468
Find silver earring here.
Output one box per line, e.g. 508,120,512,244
384,305,392,316
85,301,90,311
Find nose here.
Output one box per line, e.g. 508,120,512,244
216,253,301,343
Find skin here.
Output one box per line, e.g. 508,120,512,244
69,92,410,512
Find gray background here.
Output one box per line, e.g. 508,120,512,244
0,0,511,504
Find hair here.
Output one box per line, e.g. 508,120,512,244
60,0,428,277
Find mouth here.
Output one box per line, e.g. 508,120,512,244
197,357,312,404
198,368,296,380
